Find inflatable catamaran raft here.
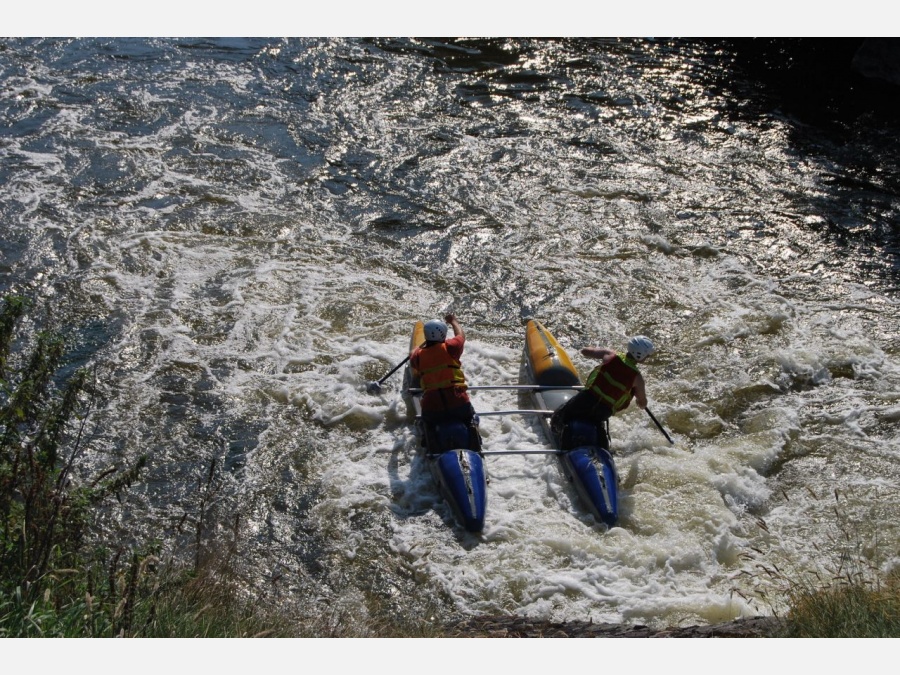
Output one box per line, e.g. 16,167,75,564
402,320,488,533
522,319,620,527
399,318,624,532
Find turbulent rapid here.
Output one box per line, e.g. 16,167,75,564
2,37,899,630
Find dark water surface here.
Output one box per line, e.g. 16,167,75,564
2,37,899,629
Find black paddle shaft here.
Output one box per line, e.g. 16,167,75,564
366,355,409,393
367,342,426,393
377,354,410,385
646,408,675,445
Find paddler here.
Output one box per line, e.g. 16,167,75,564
550,335,655,448
410,313,478,441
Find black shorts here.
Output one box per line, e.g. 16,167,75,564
551,391,612,430
422,402,476,426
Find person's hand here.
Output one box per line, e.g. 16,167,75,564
444,313,457,324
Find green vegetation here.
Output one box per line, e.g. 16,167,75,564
779,573,900,637
3,292,897,638
0,294,289,637
763,489,900,638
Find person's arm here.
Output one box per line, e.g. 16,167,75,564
581,346,614,360
632,372,648,409
445,313,464,340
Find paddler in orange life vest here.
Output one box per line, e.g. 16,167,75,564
550,335,655,447
410,314,477,429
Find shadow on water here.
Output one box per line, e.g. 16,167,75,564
708,38,900,288
712,38,900,128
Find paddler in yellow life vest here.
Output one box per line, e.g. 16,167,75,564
410,313,477,428
550,335,655,448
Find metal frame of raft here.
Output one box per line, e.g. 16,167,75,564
407,384,585,393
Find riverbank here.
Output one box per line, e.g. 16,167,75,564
446,615,783,638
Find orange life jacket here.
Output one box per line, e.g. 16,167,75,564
585,353,638,412
412,342,467,391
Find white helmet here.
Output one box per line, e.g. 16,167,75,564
424,320,448,342
626,335,655,361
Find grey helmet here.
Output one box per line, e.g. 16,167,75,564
424,320,448,342
626,335,655,362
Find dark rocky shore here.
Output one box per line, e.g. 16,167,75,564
446,615,783,638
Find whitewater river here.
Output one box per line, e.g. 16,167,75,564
2,38,899,630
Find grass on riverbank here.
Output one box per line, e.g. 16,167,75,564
780,574,900,637
0,563,293,638
0,294,299,637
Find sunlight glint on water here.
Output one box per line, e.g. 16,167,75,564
1,38,899,629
